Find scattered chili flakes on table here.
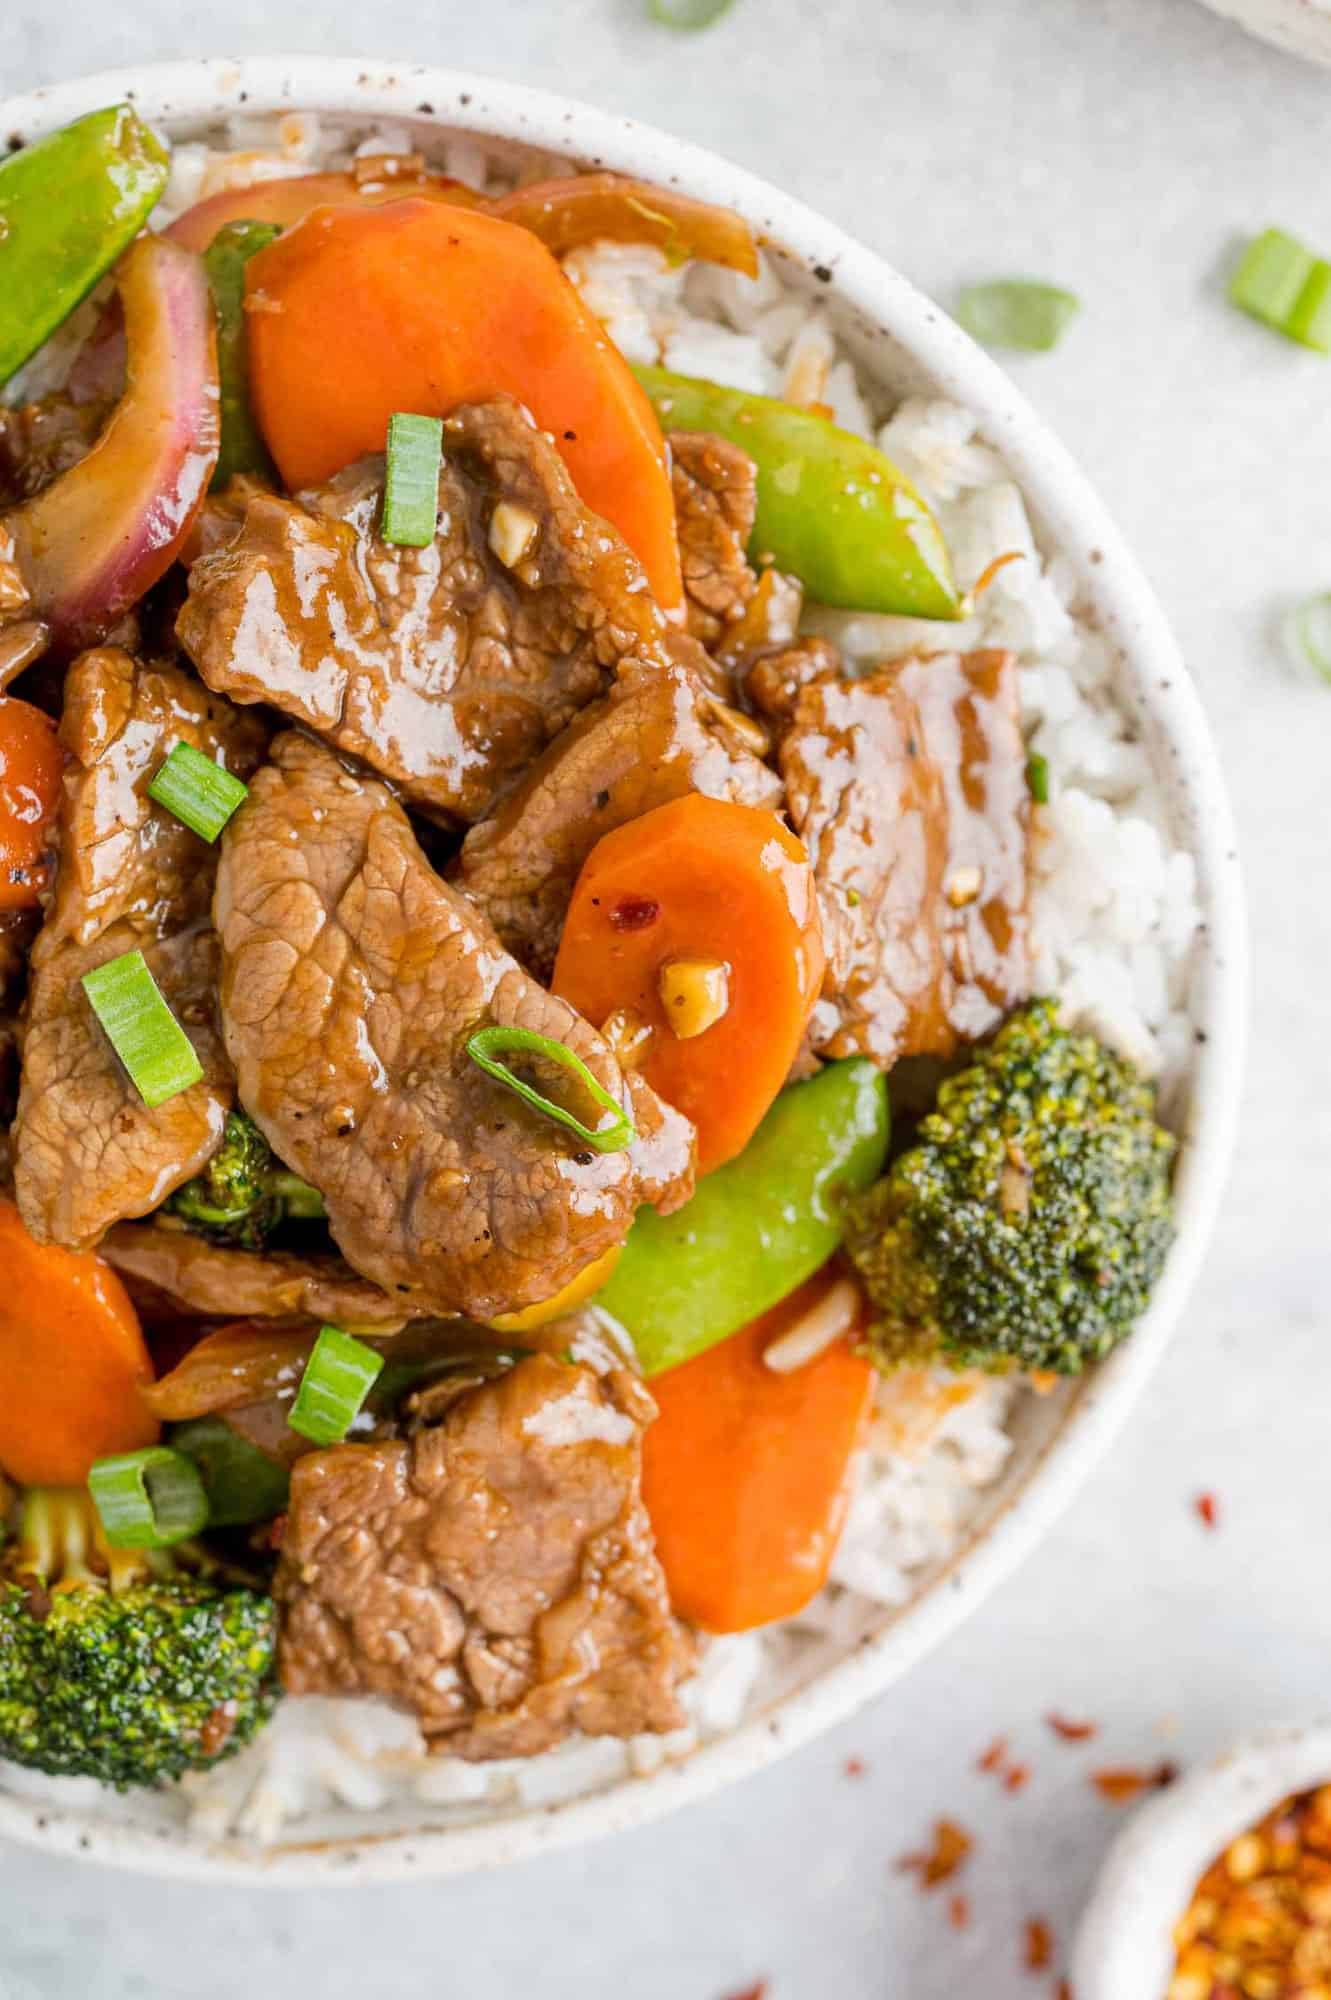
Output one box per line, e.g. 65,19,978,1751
843,1756,866,1779
720,1983,768,2000
1092,1761,1179,1805
1169,1784,1331,1999
1023,1916,1054,1971
1004,1762,1031,1794
1047,1713,1098,1743
896,1818,974,1889
978,1735,1009,1773
1195,1491,1220,1530
948,1894,970,1931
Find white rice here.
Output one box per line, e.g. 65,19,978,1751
0,117,1201,1843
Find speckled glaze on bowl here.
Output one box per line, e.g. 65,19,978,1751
1195,0,1331,65
0,58,1246,1884
1073,1721,1331,1996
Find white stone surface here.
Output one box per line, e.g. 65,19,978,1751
0,0,1326,1993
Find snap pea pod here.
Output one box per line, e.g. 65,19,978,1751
0,104,169,387
203,221,282,489
595,1058,889,1377
635,364,959,619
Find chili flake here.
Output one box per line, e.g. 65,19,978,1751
843,1756,866,1779
948,1894,970,1931
1023,1916,1053,1971
1004,1762,1031,1794
1092,1761,1178,1805
1195,1491,1220,1530
1046,1713,1098,1742
1169,1785,1331,1999
896,1818,973,1889
609,895,660,931
978,1735,1009,1773
720,1984,767,2000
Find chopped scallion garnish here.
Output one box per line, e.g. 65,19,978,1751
381,412,443,547
288,1325,385,1445
81,950,204,1108
1283,594,1331,686
957,280,1080,353
88,1446,210,1549
1230,229,1331,353
1026,751,1050,804
148,741,249,842
650,0,735,24
466,1024,636,1154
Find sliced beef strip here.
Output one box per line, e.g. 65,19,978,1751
13,649,267,1249
758,647,1030,1066
670,429,758,650
178,399,674,826
0,394,109,508
456,648,781,979
0,526,48,687
101,1221,421,1327
215,732,695,1322
276,1354,694,1759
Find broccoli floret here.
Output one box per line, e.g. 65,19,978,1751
844,1000,1176,1376
0,1488,279,1790
165,1109,323,1248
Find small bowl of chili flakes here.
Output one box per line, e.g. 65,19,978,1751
1073,1722,1331,2000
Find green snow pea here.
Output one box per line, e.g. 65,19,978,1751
0,105,169,387
204,221,282,489
635,364,959,619
595,1058,889,1377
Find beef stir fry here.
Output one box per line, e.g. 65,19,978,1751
0,107,1177,1793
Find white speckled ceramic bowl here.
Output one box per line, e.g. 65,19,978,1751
1073,1722,1331,1996
1195,0,1331,64
0,58,1246,1883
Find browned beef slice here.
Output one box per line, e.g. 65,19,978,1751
670,430,757,648
13,650,266,1249
276,1354,694,1758
178,399,674,825
101,1221,421,1326
762,648,1030,1065
0,393,108,507
0,526,48,687
215,733,694,1321
456,650,781,978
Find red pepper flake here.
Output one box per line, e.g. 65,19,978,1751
1004,1762,1031,1794
896,1817,973,1889
609,895,660,932
1023,1917,1053,1971
977,1735,1009,1773
1092,1761,1178,1805
1046,1713,1098,1742
948,1894,970,1930
843,1756,866,1779
1055,1983,1074,2000
1195,1491,1219,1529
719,1986,767,2000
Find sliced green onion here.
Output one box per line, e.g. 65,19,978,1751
381,412,443,547
288,1325,385,1445
650,0,736,26
169,1417,291,1527
1283,594,1331,686
81,949,203,1108
957,280,1080,353
1230,229,1331,353
148,740,249,842
466,1024,636,1154
89,1446,210,1549
1026,750,1050,805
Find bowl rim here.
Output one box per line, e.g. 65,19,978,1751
1072,1720,1331,1996
0,56,1248,1886
1193,0,1331,65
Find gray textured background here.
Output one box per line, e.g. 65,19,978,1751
1,1,1328,1993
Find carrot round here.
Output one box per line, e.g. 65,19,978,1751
0,1198,159,1486
641,1269,875,1632
243,198,683,609
552,795,824,1173
165,168,478,253
0,695,62,913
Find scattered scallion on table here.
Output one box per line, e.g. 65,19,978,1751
1229,228,1331,353
650,0,735,25
81,949,203,1108
148,741,249,842
957,280,1080,353
466,1025,636,1154
88,1446,210,1549
1283,594,1331,686
381,412,444,547
288,1325,385,1446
